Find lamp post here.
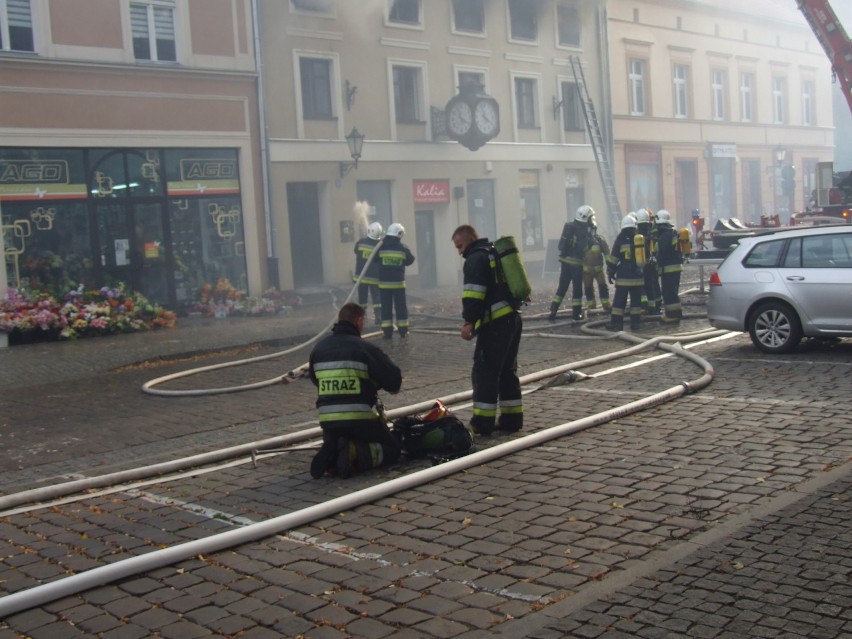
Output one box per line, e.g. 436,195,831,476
773,145,786,216
340,127,365,179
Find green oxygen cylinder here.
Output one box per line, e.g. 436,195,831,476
493,236,532,305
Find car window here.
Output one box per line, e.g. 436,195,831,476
802,234,852,268
743,238,785,267
782,238,801,267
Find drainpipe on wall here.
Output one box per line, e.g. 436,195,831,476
0,219,7,348
251,0,278,290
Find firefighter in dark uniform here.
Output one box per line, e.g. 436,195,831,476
606,214,646,331
308,303,402,479
635,208,662,316
452,224,523,436
353,221,383,325
549,205,595,321
378,223,415,339
654,209,684,322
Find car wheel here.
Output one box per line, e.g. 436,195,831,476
748,301,803,354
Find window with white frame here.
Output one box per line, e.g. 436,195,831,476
515,77,538,128
393,65,422,122
508,0,537,42
458,70,485,91
130,1,176,62
452,0,484,33
388,0,420,26
711,68,726,121
629,58,646,116
290,0,333,12
556,3,580,48
299,57,333,119
772,76,786,124
802,79,814,126
1,0,33,51
739,72,754,122
673,64,689,118
560,81,583,131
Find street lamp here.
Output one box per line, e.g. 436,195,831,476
340,127,365,178
774,144,787,166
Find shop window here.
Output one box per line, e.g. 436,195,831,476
508,0,537,42
452,0,484,33
1,0,34,52
393,65,422,123
514,77,538,129
556,3,580,48
130,1,176,62
519,171,543,249
388,0,420,25
299,57,333,119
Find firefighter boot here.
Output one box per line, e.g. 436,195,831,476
496,413,523,433
602,298,612,312
548,302,559,321
335,438,354,479
586,298,597,311
469,415,495,436
310,439,336,479
630,314,642,331
605,314,624,332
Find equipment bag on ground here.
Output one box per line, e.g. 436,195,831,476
392,401,475,464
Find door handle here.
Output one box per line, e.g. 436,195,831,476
786,276,805,281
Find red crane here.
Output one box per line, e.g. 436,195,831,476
797,0,852,114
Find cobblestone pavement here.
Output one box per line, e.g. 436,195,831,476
1,272,850,638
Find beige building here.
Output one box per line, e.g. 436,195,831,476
265,0,610,290
606,0,835,230
0,0,266,310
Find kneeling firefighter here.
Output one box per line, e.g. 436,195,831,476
308,302,402,479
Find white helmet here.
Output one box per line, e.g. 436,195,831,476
656,209,671,224
575,205,596,224
386,222,405,238
634,208,651,224
621,214,637,230
367,221,383,240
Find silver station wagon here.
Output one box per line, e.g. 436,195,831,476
707,224,852,353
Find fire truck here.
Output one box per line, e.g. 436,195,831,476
792,0,851,225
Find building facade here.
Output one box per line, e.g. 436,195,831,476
265,0,610,290
607,0,835,230
1,0,267,311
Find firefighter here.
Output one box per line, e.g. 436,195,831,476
452,224,523,436
353,221,383,325
549,205,596,321
606,214,646,331
582,220,612,312
635,208,662,315
378,223,415,339
655,209,684,322
308,303,402,479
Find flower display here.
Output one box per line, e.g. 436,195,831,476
0,284,176,342
189,280,292,318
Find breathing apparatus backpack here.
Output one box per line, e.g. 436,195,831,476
392,401,476,465
492,236,532,310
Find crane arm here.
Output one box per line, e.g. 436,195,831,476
797,0,852,115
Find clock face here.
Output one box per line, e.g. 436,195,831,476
474,99,499,137
447,100,473,137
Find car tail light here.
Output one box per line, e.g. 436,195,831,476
709,271,722,286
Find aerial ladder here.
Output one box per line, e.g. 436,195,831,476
796,0,852,115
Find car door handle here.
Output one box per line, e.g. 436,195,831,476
786,276,805,281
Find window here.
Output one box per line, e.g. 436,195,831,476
452,0,484,33
739,72,754,122
458,70,485,91
772,76,786,124
744,239,784,267
629,58,646,116
557,3,580,48
393,66,421,122
711,69,726,121
291,0,333,11
802,80,814,126
389,0,420,25
560,81,583,131
130,1,176,62
673,64,689,118
299,57,332,119
515,77,537,128
508,0,537,42
0,0,33,51
802,234,852,268
519,171,543,249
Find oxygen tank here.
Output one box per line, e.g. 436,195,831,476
493,236,532,305
633,233,646,269
678,227,692,257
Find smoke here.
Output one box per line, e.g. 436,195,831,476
352,200,371,235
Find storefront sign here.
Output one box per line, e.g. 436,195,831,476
412,180,450,204
0,159,86,200
710,144,737,158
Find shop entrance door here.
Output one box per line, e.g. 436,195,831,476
286,182,323,288
414,210,436,289
132,202,171,306
96,203,133,292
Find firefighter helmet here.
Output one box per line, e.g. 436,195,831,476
386,222,405,238
656,209,672,224
621,214,637,229
635,208,651,224
575,205,596,224
367,222,383,240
